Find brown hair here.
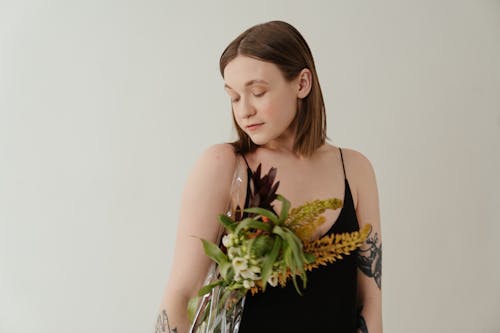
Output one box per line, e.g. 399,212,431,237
220,20,328,157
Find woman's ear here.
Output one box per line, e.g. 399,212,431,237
297,68,312,99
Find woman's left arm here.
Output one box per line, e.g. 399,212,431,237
350,150,383,333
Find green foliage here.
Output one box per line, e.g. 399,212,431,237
201,239,228,266
251,235,274,257
218,214,237,232
197,280,224,297
242,207,278,224
260,237,282,291
234,217,272,233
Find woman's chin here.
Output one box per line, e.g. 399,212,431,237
248,136,268,146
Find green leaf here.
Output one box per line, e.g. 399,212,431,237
291,273,302,295
292,275,305,296
271,225,310,293
283,245,294,271
285,229,307,288
201,239,228,266
251,235,274,257
277,229,308,292
260,237,282,291
219,262,234,281
218,214,237,232
276,194,291,223
243,207,279,224
272,225,287,239
286,230,305,268
304,252,316,264
234,218,272,234
197,279,224,296
283,245,303,296
187,296,200,322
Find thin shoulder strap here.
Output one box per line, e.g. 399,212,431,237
241,153,253,175
339,147,346,180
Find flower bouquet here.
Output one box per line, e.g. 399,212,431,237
188,163,371,333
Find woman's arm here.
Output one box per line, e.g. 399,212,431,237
348,149,383,333
154,143,238,333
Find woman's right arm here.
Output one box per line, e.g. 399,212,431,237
154,143,238,333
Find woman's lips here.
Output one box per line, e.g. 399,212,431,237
246,123,263,131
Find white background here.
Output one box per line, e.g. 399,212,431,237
1,1,499,332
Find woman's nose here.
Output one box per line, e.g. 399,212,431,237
236,97,256,119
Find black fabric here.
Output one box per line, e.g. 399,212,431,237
238,148,360,333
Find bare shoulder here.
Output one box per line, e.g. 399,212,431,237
183,143,239,203
338,147,378,209
339,147,375,176
195,143,238,173
179,143,239,236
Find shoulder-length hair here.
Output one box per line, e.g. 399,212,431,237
220,20,328,157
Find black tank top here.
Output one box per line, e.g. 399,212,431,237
237,148,360,333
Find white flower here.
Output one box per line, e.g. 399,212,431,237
232,257,248,273
228,247,240,259
222,234,232,248
234,272,242,282
243,279,255,289
240,268,259,281
267,273,278,287
249,265,261,274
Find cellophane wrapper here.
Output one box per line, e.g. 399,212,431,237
189,155,248,333
189,263,246,333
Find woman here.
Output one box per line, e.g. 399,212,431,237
155,20,382,333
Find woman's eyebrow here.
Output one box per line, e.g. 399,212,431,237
224,79,269,90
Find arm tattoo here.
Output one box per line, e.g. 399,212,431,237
357,230,382,289
154,309,178,333
357,305,369,333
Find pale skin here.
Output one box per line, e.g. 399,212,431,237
155,55,382,333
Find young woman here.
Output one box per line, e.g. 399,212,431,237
155,20,382,333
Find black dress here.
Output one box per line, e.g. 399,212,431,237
238,148,361,333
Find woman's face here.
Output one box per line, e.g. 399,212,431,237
223,55,302,147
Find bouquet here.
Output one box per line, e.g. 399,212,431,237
188,164,371,332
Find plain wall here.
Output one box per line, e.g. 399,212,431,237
1,1,499,332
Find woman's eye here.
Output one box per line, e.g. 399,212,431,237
253,92,265,97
